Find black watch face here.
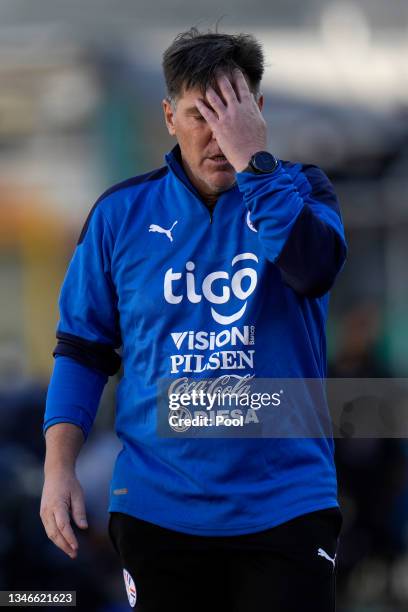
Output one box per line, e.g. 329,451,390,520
253,152,277,172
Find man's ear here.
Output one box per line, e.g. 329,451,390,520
162,98,176,136
256,94,264,113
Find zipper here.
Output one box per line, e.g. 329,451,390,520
207,201,218,224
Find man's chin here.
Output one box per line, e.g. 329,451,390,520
205,172,236,193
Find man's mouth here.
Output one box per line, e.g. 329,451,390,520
207,154,230,165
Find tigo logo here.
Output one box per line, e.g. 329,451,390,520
164,253,258,325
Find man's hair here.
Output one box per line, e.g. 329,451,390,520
162,27,264,103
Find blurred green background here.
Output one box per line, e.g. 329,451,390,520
1,1,408,610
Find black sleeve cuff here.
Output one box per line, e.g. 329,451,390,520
275,205,347,298
53,331,122,376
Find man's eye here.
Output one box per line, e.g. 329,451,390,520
193,115,205,121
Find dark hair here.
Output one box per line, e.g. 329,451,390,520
162,27,264,101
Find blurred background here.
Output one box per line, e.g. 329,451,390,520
1,0,408,610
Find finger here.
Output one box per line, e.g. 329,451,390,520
233,68,251,101
71,489,88,530
205,86,226,117
54,504,79,552
217,74,239,105
51,530,78,559
194,98,217,125
43,513,77,558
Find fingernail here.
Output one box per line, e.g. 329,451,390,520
80,519,88,527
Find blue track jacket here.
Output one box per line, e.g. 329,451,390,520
44,144,347,535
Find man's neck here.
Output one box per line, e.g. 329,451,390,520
178,152,219,209
203,193,218,209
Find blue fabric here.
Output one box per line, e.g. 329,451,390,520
235,161,347,297
44,144,347,535
44,355,107,441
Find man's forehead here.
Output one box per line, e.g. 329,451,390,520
176,70,251,105
176,84,227,110
178,82,221,102
178,85,207,102
174,87,212,113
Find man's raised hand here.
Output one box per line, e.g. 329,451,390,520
194,69,267,172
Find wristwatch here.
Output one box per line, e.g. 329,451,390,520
243,151,279,174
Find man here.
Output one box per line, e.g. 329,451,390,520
41,28,347,611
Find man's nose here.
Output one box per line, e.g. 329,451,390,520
209,130,217,143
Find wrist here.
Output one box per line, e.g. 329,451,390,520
44,422,84,475
235,157,257,173
238,150,279,174
44,461,76,478
233,145,268,173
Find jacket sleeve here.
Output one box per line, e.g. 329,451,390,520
235,161,347,298
43,356,108,441
43,202,122,439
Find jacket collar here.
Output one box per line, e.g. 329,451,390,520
165,144,202,200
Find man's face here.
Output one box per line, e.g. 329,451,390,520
162,76,263,200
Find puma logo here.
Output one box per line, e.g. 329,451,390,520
317,548,336,568
149,220,178,242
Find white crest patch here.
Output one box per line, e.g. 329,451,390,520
246,211,257,232
123,568,137,607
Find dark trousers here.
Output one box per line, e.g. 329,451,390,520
109,507,342,612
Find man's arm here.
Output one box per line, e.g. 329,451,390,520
41,200,121,557
235,162,347,298
40,423,87,559
195,69,347,298
41,355,108,558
